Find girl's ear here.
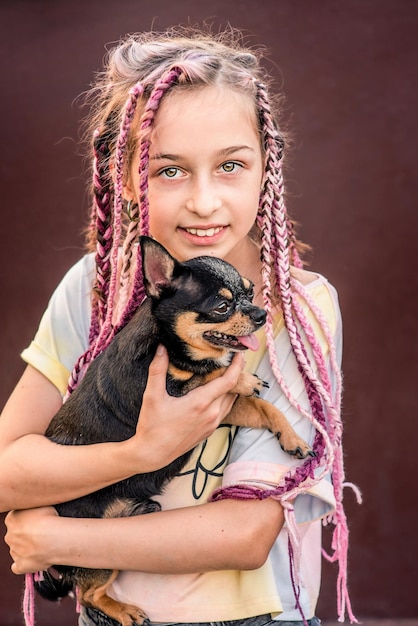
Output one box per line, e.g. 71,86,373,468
108,156,137,203
122,178,136,204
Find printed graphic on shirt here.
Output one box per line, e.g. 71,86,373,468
178,424,238,500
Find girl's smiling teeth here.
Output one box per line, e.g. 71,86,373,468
184,226,224,237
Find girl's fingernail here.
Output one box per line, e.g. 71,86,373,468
156,344,165,356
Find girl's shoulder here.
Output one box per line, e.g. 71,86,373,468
290,266,338,299
290,266,327,287
290,266,341,336
63,252,96,284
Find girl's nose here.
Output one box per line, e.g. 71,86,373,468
185,179,221,215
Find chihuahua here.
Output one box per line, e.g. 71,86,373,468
35,236,313,626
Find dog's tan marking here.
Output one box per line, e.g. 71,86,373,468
174,311,258,362
219,288,233,299
231,371,265,396
174,312,227,360
182,370,262,396
221,311,255,336
168,364,194,381
103,498,152,520
103,498,134,519
242,277,251,290
225,395,313,459
79,569,147,626
178,368,312,458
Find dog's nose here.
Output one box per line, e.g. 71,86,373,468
248,306,267,327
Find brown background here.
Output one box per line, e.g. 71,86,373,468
0,1,417,624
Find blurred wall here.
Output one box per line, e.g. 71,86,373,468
1,1,417,624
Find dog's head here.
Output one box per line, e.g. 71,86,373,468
140,236,266,367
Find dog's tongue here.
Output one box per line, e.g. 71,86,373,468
238,333,260,351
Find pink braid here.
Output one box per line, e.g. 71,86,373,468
115,199,141,323
257,81,340,440
66,128,114,394
68,68,184,390
23,574,35,626
289,282,361,619
115,67,183,331
291,277,343,414
66,85,144,394
291,297,332,395
90,84,144,360
258,83,359,623
213,81,359,623
256,83,330,436
91,127,114,330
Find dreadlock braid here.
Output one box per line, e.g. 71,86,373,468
115,199,140,322
250,94,334,593
86,83,145,364
90,127,114,337
255,86,358,605
257,82,338,429
256,82,315,422
114,67,184,332
112,83,145,326
291,278,343,429
66,125,115,394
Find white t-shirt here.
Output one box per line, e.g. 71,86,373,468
21,253,340,622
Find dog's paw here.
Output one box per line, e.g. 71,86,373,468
276,432,315,460
129,499,161,516
235,372,269,397
252,374,269,396
114,603,148,626
89,601,148,626
142,499,162,514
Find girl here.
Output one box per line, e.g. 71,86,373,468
1,26,357,626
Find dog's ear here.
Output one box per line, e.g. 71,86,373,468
140,236,185,299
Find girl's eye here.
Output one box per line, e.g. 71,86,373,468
220,161,240,174
160,167,181,179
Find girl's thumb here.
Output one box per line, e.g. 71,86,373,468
147,344,168,382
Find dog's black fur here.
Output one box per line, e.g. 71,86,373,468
35,236,313,626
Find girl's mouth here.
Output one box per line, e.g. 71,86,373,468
180,225,226,243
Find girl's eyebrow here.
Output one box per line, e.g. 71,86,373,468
150,153,180,162
218,145,255,157
150,145,255,162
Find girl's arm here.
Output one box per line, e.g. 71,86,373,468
5,497,284,575
0,347,243,512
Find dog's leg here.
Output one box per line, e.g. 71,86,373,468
230,370,269,397
79,569,148,626
175,369,313,459
224,395,314,460
176,368,266,396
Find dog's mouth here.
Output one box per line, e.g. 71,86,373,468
203,331,259,352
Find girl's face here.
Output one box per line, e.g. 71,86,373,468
127,86,264,268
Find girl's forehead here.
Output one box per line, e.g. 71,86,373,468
156,85,256,121
149,86,260,149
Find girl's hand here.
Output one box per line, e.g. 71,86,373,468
4,506,58,574
0,350,244,513
131,345,245,472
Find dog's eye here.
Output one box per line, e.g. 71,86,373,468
213,301,230,315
